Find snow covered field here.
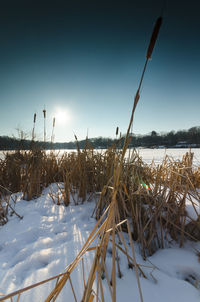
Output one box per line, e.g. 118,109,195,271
137,148,200,166
0,183,200,301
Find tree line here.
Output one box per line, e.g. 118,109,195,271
0,126,200,150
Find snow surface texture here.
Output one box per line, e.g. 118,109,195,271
137,148,200,166
0,184,200,301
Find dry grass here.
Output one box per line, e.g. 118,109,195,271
1,146,199,255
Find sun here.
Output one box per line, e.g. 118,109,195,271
55,108,70,124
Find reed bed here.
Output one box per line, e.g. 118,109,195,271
1,147,199,250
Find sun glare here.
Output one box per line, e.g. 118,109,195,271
55,108,70,124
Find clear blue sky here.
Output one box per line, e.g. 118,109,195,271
0,0,199,142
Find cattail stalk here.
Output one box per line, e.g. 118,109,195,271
32,113,36,141
51,117,56,144
43,107,46,143
116,126,119,137
74,133,80,153
122,16,163,157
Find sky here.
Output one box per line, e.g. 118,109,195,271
0,0,199,142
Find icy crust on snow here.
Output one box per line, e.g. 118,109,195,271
0,184,200,301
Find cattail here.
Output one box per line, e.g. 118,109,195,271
51,117,56,144
74,133,80,152
32,113,37,141
43,107,46,143
133,89,140,110
43,108,46,118
146,17,162,60
127,16,162,137
116,127,119,136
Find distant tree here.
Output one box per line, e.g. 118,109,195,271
165,130,177,146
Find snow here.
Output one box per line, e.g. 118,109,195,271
186,194,200,222
137,148,200,166
0,184,200,301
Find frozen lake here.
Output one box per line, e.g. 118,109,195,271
136,148,200,166
0,148,199,166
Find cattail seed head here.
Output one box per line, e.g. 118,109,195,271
146,17,162,60
33,113,36,123
133,89,140,109
53,117,55,127
116,127,119,136
43,109,46,118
